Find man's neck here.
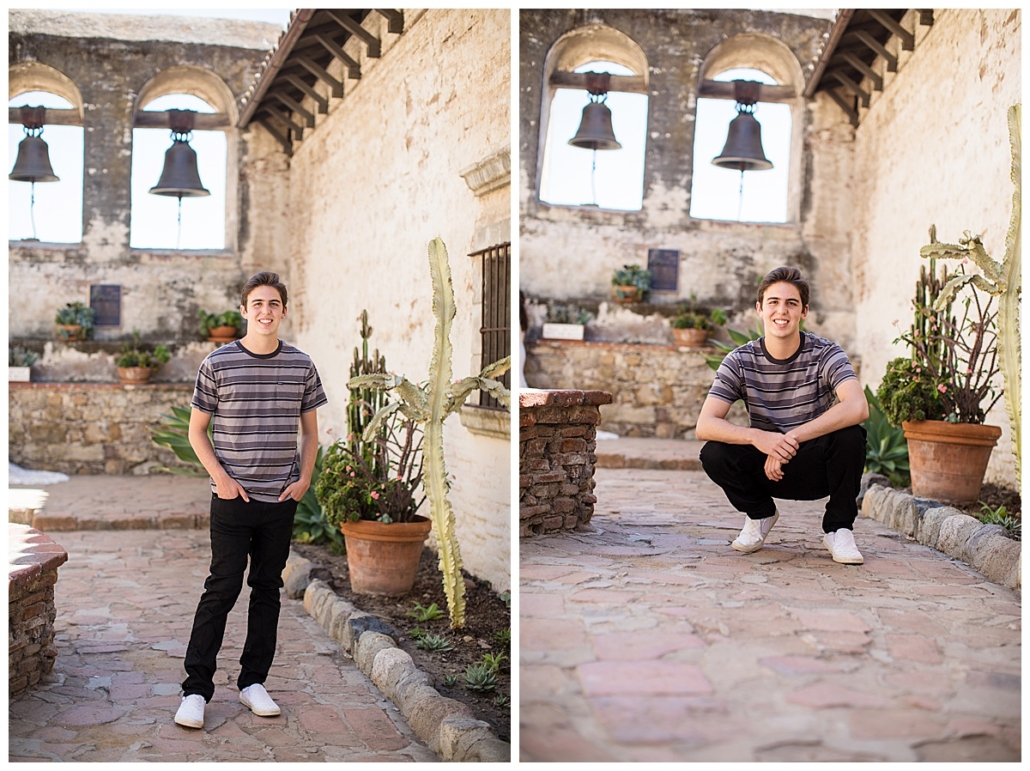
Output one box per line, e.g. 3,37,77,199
239,334,280,356
763,332,802,361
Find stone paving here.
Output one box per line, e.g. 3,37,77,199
8,477,437,763
520,465,1022,762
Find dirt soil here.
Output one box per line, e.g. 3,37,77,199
291,542,511,743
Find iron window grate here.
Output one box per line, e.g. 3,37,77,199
472,242,511,410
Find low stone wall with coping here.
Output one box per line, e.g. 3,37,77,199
9,382,195,475
519,389,613,536
9,524,69,697
524,339,747,438
862,484,1020,591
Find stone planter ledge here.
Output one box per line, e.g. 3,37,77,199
862,484,1020,591
281,554,509,762
519,388,613,408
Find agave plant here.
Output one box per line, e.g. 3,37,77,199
862,385,910,487
350,238,510,628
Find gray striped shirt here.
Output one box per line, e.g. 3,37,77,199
191,340,328,502
708,332,857,433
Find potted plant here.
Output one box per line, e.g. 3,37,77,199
315,310,429,595
876,254,1003,504
55,301,95,341
197,309,243,343
115,332,171,385
542,301,593,341
611,264,651,303
9,345,39,382
671,296,727,347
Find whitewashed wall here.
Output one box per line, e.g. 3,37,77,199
849,8,1020,486
284,9,512,590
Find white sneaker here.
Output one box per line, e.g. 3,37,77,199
174,694,205,729
824,528,864,564
731,509,779,553
240,683,281,716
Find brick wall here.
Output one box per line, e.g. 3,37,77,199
9,382,196,475
9,524,68,697
520,389,612,536
524,339,748,439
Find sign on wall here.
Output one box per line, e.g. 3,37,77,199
90,285,121,328
647,249,679,292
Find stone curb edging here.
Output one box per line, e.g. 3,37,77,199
281,552,510,762
862,484,1021,591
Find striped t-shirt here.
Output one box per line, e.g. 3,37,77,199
708,332,857,433
191,340,328,502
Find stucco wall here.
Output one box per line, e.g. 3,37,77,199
284,9,512,591
849,9,1020,486
8,12,281,343
518,9,858,349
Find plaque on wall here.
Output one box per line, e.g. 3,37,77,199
90,284,121,327
647,249,679,292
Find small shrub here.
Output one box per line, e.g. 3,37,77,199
493,627,511,646
407,602,445,623
481,652,508,673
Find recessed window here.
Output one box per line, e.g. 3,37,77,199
539,61,647,211
8,90,84,243
689,67,791,223
130,93,227,249
473,242,511,409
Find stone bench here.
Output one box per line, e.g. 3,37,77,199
520,389,613,536
9,523,68,697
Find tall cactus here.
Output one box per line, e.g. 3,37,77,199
350,238,511,627
919,103,1021,480
348,311,389,475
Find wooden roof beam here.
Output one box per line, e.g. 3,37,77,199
326,10,380,57
698,80,796,101
825,89,859,128
270,91,315,128
549,70,647,94
296,55,344,98
256,118,293,156
841,53,883,92
853,29,898,73
831,70,870,108
868,9,914,51
263,107,305,140
315,33,361,80
375,9,404,34
282,74,329,114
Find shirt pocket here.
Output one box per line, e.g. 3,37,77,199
276,381,305,412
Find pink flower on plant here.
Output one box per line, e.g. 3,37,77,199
937,384,947,393
370,491,380,500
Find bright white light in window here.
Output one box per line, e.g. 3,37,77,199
8,91,84,243
130,93,226,249
540,61,647,211
690,68,791,223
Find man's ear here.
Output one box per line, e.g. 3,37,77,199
800,305,809,318
240,304,247,317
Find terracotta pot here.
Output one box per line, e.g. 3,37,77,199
339,515,432,595
672,327,708,347
902,420,1002,504
118,366,153,385
207,325,237,343
611,285,641,303
56,324,83,341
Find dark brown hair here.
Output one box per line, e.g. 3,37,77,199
241,271,288,308
757,266,809,308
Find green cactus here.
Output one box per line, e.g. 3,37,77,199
349,238,511,628
348,310,390,475
919,103,1021,481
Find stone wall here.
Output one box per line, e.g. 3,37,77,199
9,11,282,343
520,389,612,536
9,524,69,697
524,339,748,439
9,382,196,475
847,8,1020,488
519,9,858,351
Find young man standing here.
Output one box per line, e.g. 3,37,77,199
175,272,327,729
696,267,868,564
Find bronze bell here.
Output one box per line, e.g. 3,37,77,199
150,138,210,198
10,133,60,182
712,109,772,172
569,101,621,151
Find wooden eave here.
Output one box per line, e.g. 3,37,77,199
804,9,934,127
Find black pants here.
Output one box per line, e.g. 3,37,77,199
699,425,866,533
182,495,297,701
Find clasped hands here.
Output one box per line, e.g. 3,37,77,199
753,430,800,482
